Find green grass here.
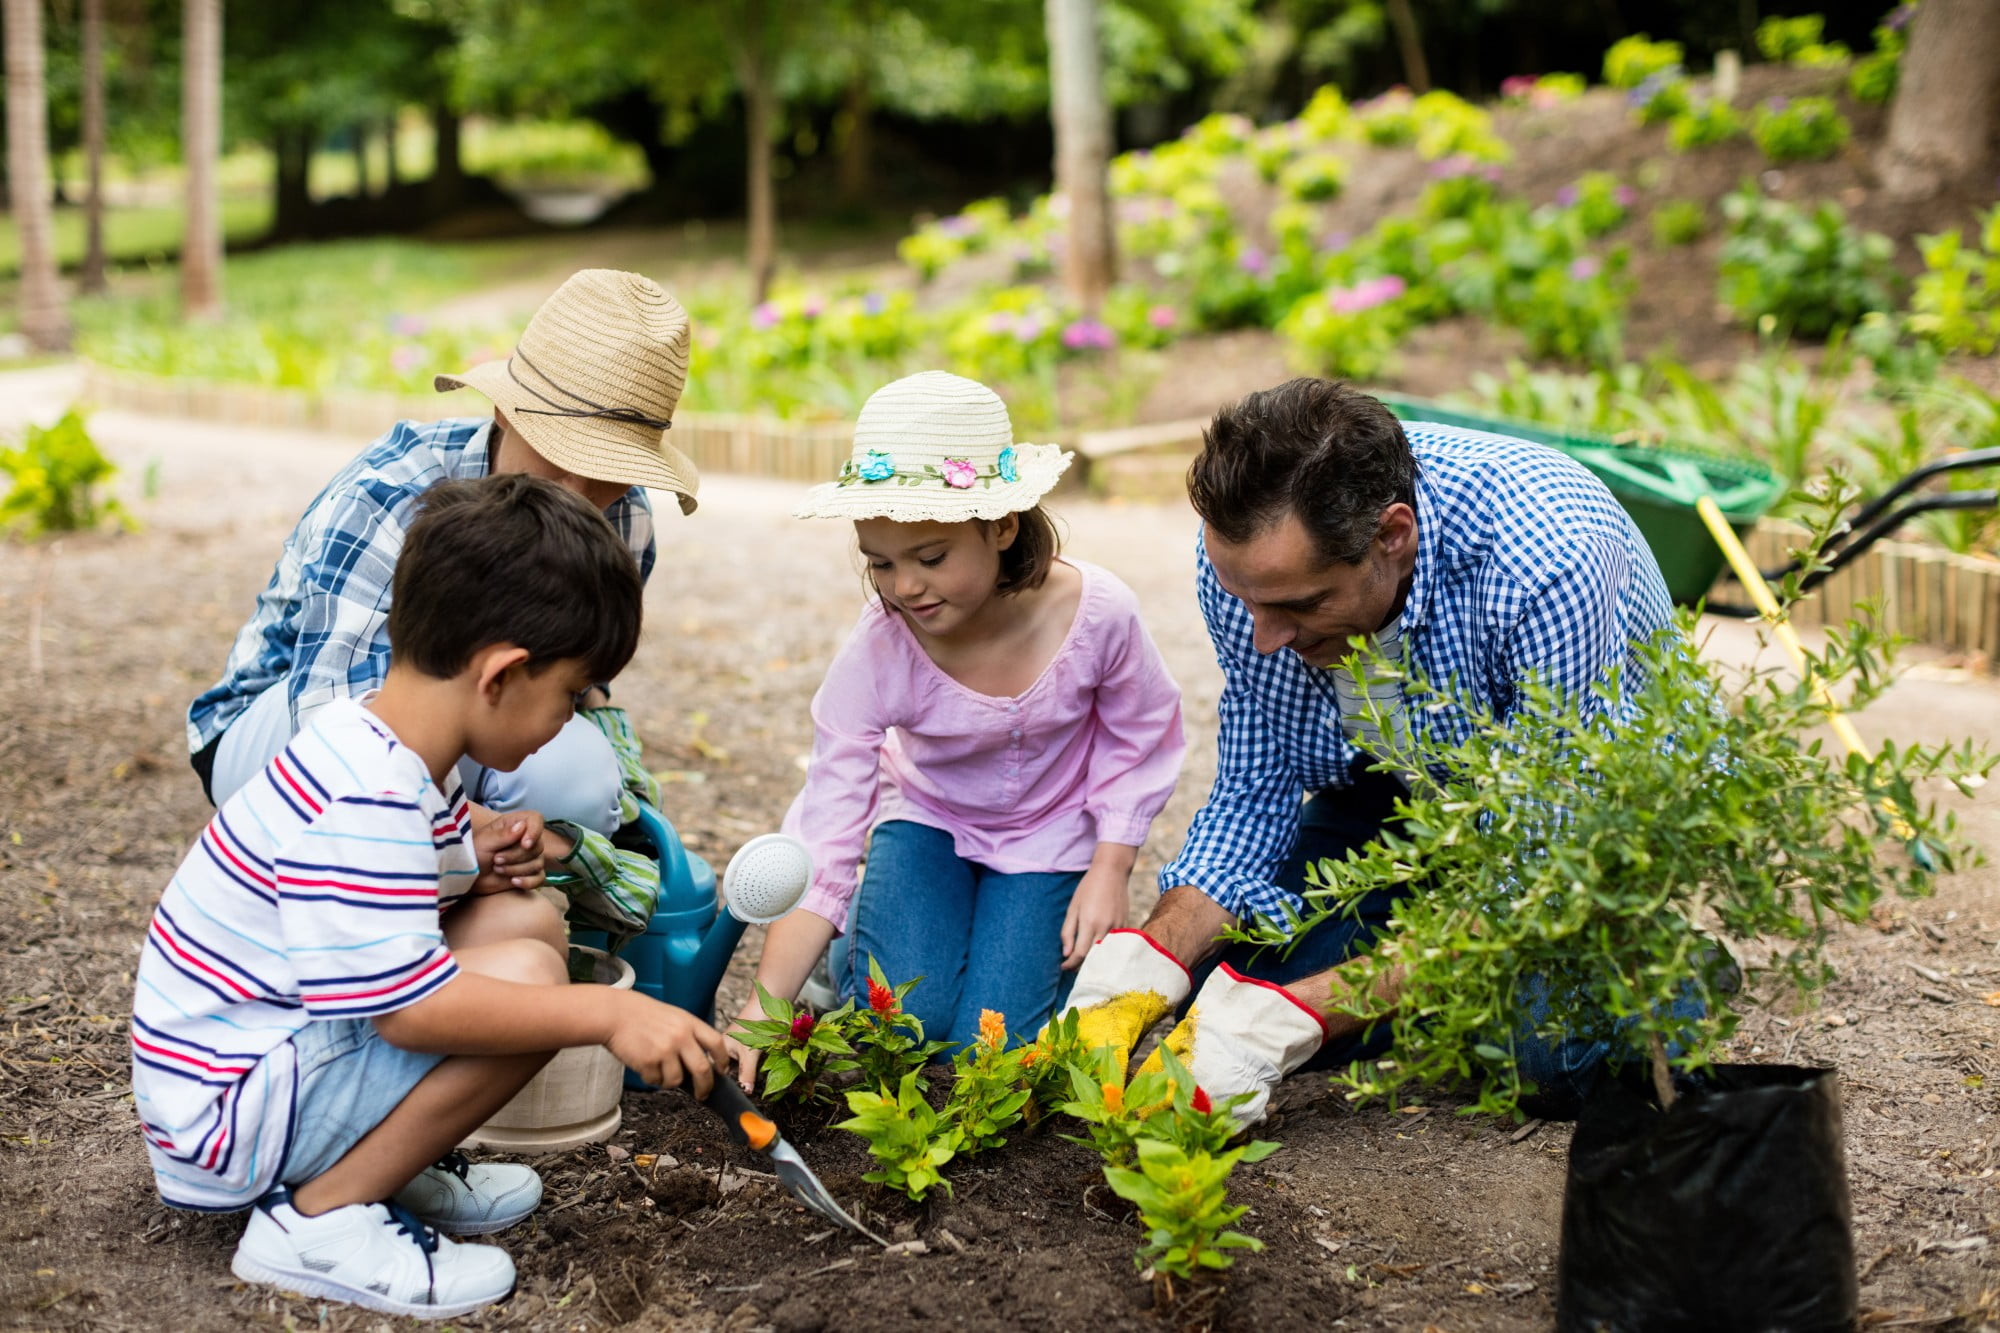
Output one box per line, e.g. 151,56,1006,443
0,193,271,278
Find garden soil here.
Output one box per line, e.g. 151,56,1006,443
1,369,1995,1331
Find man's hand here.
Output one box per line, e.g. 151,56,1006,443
604,990,734,1097
470,810,575,895
1061,860,1131,970
1138,964,1331,1126
1053,929,1192,1075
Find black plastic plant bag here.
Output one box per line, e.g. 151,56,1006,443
1556,1064,1857,1333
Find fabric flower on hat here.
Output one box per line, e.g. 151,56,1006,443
997,446,1019,483
942,458,977,489
859,450,896,482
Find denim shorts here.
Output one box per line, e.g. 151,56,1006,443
279,1017,445,1188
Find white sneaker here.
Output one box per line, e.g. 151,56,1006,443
798,947,841,1012
394,1151,542,1235
231,1191,515,1319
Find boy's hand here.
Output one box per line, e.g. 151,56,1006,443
1061,864,1130,970
605,992,734,1097
472,811,568,894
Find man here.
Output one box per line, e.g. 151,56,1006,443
1062,377,1677,1122
188,268,698,842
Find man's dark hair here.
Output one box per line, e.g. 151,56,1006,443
1187,377,1417,565
390,474,642,682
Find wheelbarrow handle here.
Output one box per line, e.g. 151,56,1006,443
1838,446,2000,542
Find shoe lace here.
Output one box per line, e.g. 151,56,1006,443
382,1199,441,1301
433,1150,473,1185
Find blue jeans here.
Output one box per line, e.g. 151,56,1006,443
834,820,1079,1051
281,1018,444,1188
1202,770,1698,1118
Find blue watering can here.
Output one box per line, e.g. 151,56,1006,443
571,806,812,1089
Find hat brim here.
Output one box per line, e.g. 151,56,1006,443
437,360,701,515
792,443,1073,522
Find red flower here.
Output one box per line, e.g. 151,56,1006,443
1190,1087,1213,1115
788,1011,816,1042
867,976,898,1016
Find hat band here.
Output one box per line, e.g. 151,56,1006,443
838,445,1019,491
506,349,674,432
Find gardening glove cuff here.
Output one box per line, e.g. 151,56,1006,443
1142,963,1332,1126
1059,929,1192,1071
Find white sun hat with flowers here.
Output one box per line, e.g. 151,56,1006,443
794,371,1072,522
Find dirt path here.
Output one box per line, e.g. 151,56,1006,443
1,376,1994,1330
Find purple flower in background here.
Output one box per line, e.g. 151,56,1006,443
862,291,887,315
1556,184,1580,207
937,214,977,239
1569,256,1603,281
1328,275,1406,314
751,302,781,330
1483,164,1506,183
1430,154,1478,178
1615,185,1637,206
1886,3,1914,30
1320,230,1353,253
1238,246,1270,276
1061,319,1116,351
1768,96,1791,111
1147,304,1180,330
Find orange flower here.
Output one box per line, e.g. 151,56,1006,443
1020,1047,1042,1069
1101,1081,1125,1114
978,1009,1007,1051
867,976,897,1016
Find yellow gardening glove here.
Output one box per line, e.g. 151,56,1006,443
1054,929,1192,1076
1137,963,1331,1126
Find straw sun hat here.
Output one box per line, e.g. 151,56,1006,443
794,371,1072,523
435,268,702,514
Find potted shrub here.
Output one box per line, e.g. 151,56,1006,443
463,944,635,1155
1238,562,1987,1330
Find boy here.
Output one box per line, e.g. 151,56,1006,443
132,475,733,1319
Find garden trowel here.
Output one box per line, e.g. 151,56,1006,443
701,1073,888,1246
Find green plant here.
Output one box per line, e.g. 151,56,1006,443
837,1069,963,1201
1755,13,1851,66
851,957,953,1092
1603,34,1682,89
1357,89,1417,146
1562,173,1634,238
1019,1007,1088,1125
1104,1137,1277,1287
1667,99,1743,151
735,983,861,1106
0,410,130,537
1514,252,1629,367
1279,152,1346,203
1752,96,1851,162
1909,206,2000,356
1652,198,1710,246
1278,274,1410,381
942,1010,1032,1153
1849,7,1912,104
1718,187,1897,338
1234,570,1987,1117
1631,74,1693,127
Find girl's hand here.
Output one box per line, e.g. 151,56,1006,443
728,992,769,1091
1062,865,1131,970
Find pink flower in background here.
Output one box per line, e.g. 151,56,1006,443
1569,256,1603,281
1238,246,1270,276
987,312,1017,335
937,214,977,239
801,296,824,319
1615,185,1637,206
941,458,977,489
1011,315,1047,344
1328,275,1406,314
1061,319,1116,351
751,302,781,330
863,291,887,315
1320,230,1353,253
390,315,427,336
391,344,425,375
1429,154,1479,178
1500,75,1536,99
1556,184,1580,207
1147,305,1179,331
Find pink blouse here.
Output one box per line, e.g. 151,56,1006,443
784,560,1186,930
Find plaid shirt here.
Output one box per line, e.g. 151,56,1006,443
187,418,656,754
1158,421,1675,928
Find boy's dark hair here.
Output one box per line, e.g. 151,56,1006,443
390,474,642,682
988,505,1062,596
1187,377,1417,565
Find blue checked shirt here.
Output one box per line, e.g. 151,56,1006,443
187,418,656,754
1158,421,1675,928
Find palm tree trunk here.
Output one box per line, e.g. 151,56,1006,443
5,0,71,349
80,0,108,295
1046,0,1116,316
181,0,224,319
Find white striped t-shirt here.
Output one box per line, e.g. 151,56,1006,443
131,697,476,1211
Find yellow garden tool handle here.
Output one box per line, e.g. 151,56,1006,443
1695,496,1869,757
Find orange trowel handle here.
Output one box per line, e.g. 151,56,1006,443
703,1070,780,1152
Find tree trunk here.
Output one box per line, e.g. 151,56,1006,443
270,126,314,240
1046,0,1116,316
1878,0,2000,199
735,0,779,305
836,70,872,209
383,115,399,190
80,0,108,295
351,126,370,198
5,0,71,350
427,101,464,216
181,0,223,319
1384,0,1431,94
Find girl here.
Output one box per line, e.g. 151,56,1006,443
735,371,1184,1071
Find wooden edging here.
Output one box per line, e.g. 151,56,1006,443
78,365,2000,668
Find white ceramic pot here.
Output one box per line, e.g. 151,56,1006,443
461,945,633,1156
